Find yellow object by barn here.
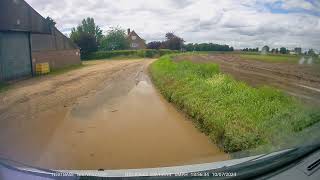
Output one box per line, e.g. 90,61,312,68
36,63,50,75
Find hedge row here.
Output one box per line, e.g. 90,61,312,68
82,49,179,60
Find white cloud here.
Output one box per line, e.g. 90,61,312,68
25,0,320,51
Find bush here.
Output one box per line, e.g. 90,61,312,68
145,49,158,58
149,55,320,152
159,49,177,56
137,50,146,57
82,49,179,60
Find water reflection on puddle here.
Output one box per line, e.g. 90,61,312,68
36,70,229,169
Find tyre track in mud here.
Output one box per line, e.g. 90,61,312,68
0,59,228,170
0,60,147,165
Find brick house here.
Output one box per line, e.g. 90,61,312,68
127,29,146,50
0,0,80,81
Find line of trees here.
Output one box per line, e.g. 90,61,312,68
264,46,290,54
242,45,317,56
276,47,289,54
70,18,131,56
242,48,259,52
242,46,291,54
184,43,234,52
53,17,318,57
148,40,234,52
147,32,185,50
70,18,186,55
69,17,234,56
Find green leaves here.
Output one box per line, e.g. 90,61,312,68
100,27,129,51
70,17,103,55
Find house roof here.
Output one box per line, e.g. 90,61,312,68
128,30,145,41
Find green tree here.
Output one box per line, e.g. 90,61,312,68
46,16,56,27
308,49,316,56
163,32,185,50
100,27,129,51
280,47,288,54
262,45,270,53
70,17,102,55
80,17,103,44
70,18,103,43
184,43,195,51
75,34,98,55
147,41,162,49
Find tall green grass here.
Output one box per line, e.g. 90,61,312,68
150,55,320,152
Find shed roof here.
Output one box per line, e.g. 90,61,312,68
0,0,51,34
128,30,145,41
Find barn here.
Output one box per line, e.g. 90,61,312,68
0,0,80,81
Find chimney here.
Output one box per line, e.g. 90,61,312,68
127,28,130,35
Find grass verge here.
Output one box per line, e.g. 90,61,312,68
0,82,10,93
150,55,320,153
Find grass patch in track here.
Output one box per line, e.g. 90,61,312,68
47,64,86,76
0,82,10,93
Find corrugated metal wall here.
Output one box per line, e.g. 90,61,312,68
0,32,31,81
30,28,81,73
31,28,78,52
0,0,79,81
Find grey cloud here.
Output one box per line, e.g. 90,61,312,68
25,0,320,51
170,0,194,8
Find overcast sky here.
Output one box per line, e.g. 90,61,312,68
25,0,320,51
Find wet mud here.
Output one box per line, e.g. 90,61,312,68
0,59,228,170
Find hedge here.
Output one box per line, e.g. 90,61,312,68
82,49,179,60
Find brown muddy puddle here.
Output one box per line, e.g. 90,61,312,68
34,68,228,170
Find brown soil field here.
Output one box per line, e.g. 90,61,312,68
174,54,320,106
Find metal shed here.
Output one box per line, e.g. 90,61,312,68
0,32,32,80
0,0,80,81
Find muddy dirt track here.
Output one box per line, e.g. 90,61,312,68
0,59,228,170
175,54,320,106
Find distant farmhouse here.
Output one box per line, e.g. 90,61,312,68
0,0,80,81
127,29,146,50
